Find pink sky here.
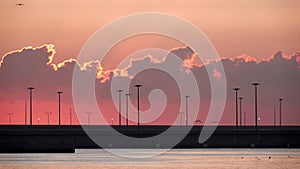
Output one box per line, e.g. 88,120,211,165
0,0,299,125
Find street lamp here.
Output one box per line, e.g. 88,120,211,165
117,90,122,126
185,96,189,126
252,82,260,130
45,112,52,125
7,112,13,125
134,84,142,128
273,105,276,126
69,108,72,126
233,88,240,128
279,98,283,127
179,112,184,125
27,87,34,126
85,112,92,125
125,93,130,127
24,99,27,125
244,111,246,126
239,97,243,126
57,91,63,126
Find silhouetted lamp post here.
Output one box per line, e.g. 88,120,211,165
125,93,130,127
239,97,243,126
117,90,123,126
273,105,276,126
279,98,283,127
24,99,27,125
179,112,184,125
252,82,260,130
7,112,13,125
69,108,72,126
27,87,34,126
135,84,142,128
233,88,240,128
45,112,52,125
85,112,92,125
244,111,246,126
57,91,63,126
185,96,189,126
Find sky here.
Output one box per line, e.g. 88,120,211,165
0,0,299,125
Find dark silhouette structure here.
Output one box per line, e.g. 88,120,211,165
1,125,300,153
7,112,13,125
185,96,189,126
85,112,92,125
24,99,27,125
117,90,122,126
179,112,184,125
57,91,63,126
45,112,52,125
125,93,130,127
69,108,72,126
244,112,246,126
233,88,240,128
27,87,34,126
279,98,283,127
252,83,259,130
274,105,276,126
135,84,142,128
239,97,243,126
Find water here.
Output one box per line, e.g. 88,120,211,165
0,149,299,168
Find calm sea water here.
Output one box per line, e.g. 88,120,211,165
0,149,299,169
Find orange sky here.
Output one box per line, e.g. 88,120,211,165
0,0,299,126
1,0,300,65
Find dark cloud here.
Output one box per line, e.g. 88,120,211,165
0,44,299,125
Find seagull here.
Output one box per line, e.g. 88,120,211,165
15,3,25,7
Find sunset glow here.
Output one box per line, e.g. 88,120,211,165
0,0,299,127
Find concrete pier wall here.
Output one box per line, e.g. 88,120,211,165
0,125,299,153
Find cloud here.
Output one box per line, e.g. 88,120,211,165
0,44,113,102
0,44,299,125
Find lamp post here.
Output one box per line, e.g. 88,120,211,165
24,99,27,125
117,90,122,126
7,112,13,125
57,91,63,126
135,84,142,128
45,112,52,125
244,112,246,126
233,88,240,128
85,112,92,125
239,97,243,126
279,98,283,127
179,112,184,125
69,108,72,126
274,105,276,126
125,93,130,127
252,83,259,130
27,87,34,126
185,96,189,126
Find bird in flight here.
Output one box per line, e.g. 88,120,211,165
15,3,25,7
